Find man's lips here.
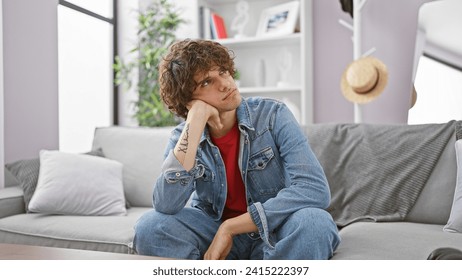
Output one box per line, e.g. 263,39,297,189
222,89,236,101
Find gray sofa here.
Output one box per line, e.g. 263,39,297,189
0,122,461,259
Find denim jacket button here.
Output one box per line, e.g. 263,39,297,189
250,233,255,237
175,172,181,177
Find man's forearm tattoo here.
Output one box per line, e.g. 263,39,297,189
177,123,190,154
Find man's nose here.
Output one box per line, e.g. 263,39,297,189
218,77,230,91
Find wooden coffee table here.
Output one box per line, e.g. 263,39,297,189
0,243,168,260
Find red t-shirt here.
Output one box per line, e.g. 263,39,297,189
211,123,247,220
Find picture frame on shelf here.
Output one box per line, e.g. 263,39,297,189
256,1,300,37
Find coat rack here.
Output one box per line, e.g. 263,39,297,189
339,0,376,123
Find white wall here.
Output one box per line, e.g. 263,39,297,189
3,0,59,163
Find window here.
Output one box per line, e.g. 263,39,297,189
408,55,462,124
63,0,113,18
58,0,116,153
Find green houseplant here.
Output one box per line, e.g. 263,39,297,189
114,0,184,127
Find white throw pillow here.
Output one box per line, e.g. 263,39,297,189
444,139,462,232
28,150,127,216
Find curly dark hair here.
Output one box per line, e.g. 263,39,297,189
159,39,236,118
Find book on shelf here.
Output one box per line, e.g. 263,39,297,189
198,4,228,40
198,5,212,39
210,12,228,39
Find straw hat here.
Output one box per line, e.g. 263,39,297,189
341,56,388,104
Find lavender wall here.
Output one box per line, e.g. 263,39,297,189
3,0,59,162
312,0,430,124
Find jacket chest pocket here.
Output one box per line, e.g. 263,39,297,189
248,147,274,170
247,147,284,196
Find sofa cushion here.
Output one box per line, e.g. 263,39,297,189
405,132,457,224
5,157,40,212
28,150,126,216
332,222,462,260
444,139,462,232
4,168,20,187
5,149,105,212
0,207,149,254
91,126,174,207
304,121,458,227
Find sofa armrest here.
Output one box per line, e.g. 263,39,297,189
0,186,26,218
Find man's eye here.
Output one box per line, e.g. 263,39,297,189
219,70,228,75
201,80,210,87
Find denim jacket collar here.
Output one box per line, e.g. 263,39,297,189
236,98,255,132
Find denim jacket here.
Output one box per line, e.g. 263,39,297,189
153,97,331,248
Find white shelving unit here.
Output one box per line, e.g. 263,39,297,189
181,0,313,124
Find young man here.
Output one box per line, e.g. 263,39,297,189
134,39,340,260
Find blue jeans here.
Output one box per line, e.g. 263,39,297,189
133,207,340,260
